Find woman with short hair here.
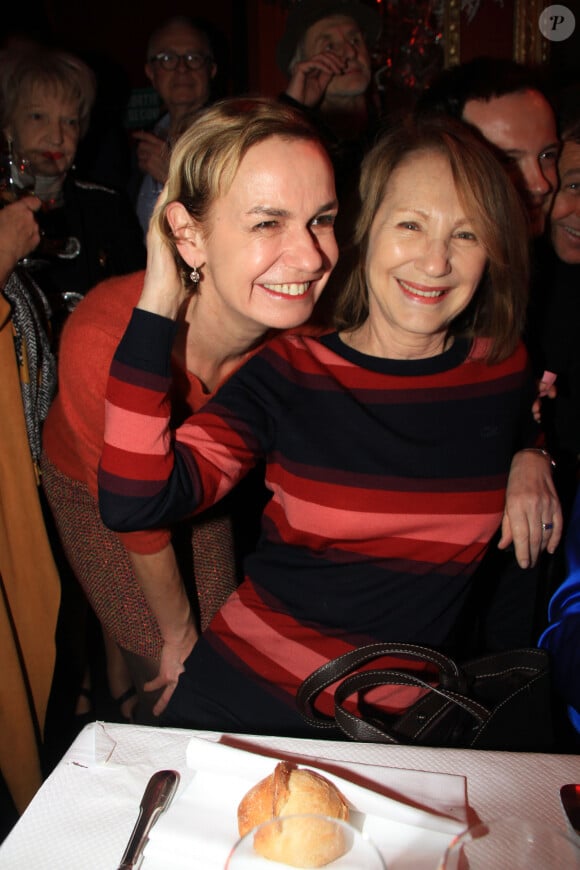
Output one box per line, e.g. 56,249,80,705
0,45,145,338
42,96,339,721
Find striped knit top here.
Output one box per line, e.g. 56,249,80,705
99,309,537,706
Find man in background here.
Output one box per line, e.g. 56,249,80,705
277,0,379,145
417,56,559,240
134,15,217,236
276,1,381,323
416,57,561,654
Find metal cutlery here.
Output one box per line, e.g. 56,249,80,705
117,769,180,869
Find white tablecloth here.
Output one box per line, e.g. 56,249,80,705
0,722,579,869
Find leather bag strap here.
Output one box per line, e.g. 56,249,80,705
296,642,462,724
461,648,550,679
332,669,491,743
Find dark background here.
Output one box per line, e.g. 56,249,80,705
3,1,579,109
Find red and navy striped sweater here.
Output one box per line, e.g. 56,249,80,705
99,309,537,714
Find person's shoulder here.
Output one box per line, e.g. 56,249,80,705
263,326,329,352
252,329,336,376
72,178,123,198
69,177,134,219
61,271,145,339
70,178,141,221
468,336,529,369
155,113,171,134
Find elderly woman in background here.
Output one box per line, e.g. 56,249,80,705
99,114,561,737
41,97,339,722
0,45,145,340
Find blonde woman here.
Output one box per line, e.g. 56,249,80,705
42,97,338,721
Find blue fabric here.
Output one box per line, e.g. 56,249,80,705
539,485,580,732
569,705,580,733
135,114,170,237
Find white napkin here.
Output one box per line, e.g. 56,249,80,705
143,735,467,870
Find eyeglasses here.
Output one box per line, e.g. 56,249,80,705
149,51,211,71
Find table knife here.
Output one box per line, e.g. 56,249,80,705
561,784,580,835
117,769,180,869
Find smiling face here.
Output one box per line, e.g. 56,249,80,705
550,139,580,264
302,14,371,99
175,135,338,335
463,90,559,237
361,150,488,359
7,83,80,176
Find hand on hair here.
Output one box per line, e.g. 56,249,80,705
138,199,189,319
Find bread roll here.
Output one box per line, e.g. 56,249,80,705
237,761,350,867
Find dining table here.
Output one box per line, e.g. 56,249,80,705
0,720,579,869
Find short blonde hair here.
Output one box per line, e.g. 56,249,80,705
151,96,329,291
335,114,530,363
0,46,96,137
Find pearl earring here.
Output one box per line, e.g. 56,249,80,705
190,266,201,285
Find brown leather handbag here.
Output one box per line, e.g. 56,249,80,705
296,643,553,751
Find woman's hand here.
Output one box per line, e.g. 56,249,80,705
144,619,198,716
128,546,198,716
498,449,562,568
0,196,41,282
138,201,188,319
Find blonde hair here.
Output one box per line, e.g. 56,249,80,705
335,114,530,363
0,46,96,137
151,96,329,291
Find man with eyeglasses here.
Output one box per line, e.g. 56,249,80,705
134,16,217,236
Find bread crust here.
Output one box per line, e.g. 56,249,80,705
237,761,350,867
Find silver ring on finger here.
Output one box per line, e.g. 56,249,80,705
541,522,554,532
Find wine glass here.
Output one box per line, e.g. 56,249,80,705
0,139,76,267
0,139,36,206
225,813,387,869
438,816,580,869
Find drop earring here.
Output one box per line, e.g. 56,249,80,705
190,265,201,285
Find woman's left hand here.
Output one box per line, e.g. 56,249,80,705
498,449,562,568
138,196,188,319
145,622,198,717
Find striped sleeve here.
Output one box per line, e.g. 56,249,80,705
98,308,272,533
99,308,203,531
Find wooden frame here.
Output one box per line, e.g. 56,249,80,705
443,0,461,68
513,0,550,64
443,0,550,67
